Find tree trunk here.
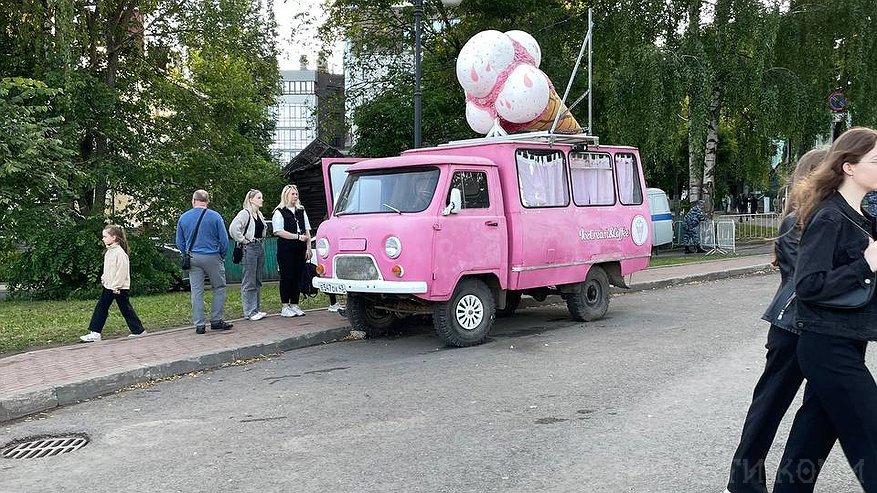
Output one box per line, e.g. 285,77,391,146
688,130,702,203
701,86,721,213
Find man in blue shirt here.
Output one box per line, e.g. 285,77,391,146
176,189,233,334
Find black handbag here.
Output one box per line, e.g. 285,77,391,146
182,209,208,270
299,262,319,297
232,214,251,265
811,279,875,309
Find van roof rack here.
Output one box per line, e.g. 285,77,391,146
439,131,600,148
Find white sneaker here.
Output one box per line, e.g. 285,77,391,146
327,303,342,312
80,331,102,343
280,306,294,317
291,305,305,316
248,312,266,321
127,331,146,338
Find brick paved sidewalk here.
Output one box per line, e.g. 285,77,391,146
0,254,773,423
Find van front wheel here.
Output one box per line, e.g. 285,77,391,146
434,279,496,347
347,294,399,338
567,266,610,322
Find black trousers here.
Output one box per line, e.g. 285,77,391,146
88,288,144,334
727,326,803,493
277,240,306,304
774,331,877,493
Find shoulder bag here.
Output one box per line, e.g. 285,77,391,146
232,213,252,265
182,209,208,270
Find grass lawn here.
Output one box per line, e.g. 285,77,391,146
0,284,331,355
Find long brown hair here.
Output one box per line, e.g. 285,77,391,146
104,224,129,254
793,127,877,230
782,148,828,217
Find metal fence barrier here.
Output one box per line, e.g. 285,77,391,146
672,212,780,253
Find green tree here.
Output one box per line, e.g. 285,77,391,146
0,0,284,298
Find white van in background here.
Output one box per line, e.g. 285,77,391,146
648,188,673,247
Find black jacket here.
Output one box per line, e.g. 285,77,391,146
761,214,800,333
794,192,877,341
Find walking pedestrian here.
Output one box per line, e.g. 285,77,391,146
80,225,146,342
682,200,707,254
175,189,233,334
771,127,877,493
272,184,312,317
229,189,268,321
749,193,758,215
723,148,827,493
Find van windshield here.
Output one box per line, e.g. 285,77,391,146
334,167,440,215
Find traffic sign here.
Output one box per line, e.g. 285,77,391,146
828,90,847,113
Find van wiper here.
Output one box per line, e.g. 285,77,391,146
382,203,402,214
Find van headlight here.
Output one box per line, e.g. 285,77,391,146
384,236,402,259
316,238,329,258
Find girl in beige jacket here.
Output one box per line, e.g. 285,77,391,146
80,225,145,342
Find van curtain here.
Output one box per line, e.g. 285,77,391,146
516,152,569,207
570,153,614,205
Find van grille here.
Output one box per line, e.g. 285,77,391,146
335,256,380,280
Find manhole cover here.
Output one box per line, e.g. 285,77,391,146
2,434,89,459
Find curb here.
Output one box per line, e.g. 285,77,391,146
0,325,351,423
620,263,775,294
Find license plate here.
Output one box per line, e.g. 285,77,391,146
319,281,346,295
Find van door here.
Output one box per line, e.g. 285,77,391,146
321,158,366,217
432,168,507,298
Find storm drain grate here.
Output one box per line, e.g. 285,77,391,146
2,434,89,459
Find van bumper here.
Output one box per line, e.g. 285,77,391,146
313,277,428,295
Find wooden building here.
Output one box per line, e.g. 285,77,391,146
283,139,346,228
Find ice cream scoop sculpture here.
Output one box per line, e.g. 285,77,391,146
457,30,581,136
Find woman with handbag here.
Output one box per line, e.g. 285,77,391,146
723,148,826,493
272,184,312,317
771,127,877,493
229,189,267,321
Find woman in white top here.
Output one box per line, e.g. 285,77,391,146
272,184,312,317
229,189,268,321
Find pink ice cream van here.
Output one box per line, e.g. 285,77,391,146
312,133,652,347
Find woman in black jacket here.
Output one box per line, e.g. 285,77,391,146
772,127,877,493
724,148,826,493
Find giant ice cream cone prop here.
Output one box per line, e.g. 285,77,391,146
456,29,582,136
505,89,581,133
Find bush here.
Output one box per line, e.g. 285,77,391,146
4,217,177,300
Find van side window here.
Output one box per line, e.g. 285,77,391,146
448,171,490,209
515,150,570,208
616,153,643,205
569,152,615,206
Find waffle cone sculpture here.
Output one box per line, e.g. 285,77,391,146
515,89,581,133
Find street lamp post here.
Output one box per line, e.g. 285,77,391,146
414,0,461,148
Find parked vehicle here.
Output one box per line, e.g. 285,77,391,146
312,132,652,347
647,188,673,247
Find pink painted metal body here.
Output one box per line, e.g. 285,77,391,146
314,137,652,302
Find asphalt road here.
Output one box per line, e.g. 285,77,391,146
1,274,871,493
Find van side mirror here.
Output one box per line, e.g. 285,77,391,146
442,188,462,216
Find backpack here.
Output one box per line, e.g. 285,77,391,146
299,262,319,297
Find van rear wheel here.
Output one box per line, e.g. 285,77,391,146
567,266,610,322
347,294,399,338
434,279,496,347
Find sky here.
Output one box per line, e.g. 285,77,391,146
272,0,345,73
